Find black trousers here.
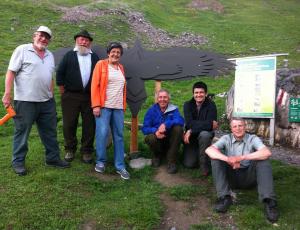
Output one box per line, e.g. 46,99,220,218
61,91,95,154
183,131,214,170
145,125,183,164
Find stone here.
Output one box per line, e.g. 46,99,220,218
129,157,152,169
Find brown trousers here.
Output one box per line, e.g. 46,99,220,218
145,125,183,164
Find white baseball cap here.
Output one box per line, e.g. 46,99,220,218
36,26,52,38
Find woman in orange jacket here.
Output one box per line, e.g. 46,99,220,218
91,42,129,180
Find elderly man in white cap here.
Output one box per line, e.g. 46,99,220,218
2,26,70,176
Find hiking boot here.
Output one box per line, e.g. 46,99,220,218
264,199,279,223
167,163,177,174
13,165,27,176
46,159,70,168
116,168,130,180
200,161,210,177
95,163,105,173
64,151,75,162
82,153,93,164
214,195,232,213
152,158,160,167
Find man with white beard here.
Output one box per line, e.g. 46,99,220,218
56,30,99,164
2,26,70,176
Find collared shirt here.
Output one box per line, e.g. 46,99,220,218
73,47,92,88
196,103,202,113
213,133,265,168
8,43,55,102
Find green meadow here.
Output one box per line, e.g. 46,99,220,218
0,0,299,229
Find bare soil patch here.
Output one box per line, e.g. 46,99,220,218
88,169,119,182
157,193,213,230
153,166,237,229
154,166,194,187
79,219,97,230
269,145,300,167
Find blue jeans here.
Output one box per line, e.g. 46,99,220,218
95,108,125,170
12,99,61,166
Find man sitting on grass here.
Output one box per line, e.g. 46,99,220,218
142,89,184,174
205,117,279,223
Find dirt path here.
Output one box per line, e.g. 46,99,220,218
154,166,237,230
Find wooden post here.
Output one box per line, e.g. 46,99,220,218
130,115,139,155
129,80,162,158
155,80,162,102
269,118,275,146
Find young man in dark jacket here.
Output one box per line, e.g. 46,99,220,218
56,30,99,163
183,81,218,176
142,89,184,174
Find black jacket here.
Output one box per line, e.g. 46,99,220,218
183,97,217,134
56,50,99,93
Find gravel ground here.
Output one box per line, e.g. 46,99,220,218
53,3,208,49
269,145,300,167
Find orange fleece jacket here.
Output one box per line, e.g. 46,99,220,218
91,59,126,111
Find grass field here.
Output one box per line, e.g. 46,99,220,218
0,0,300,229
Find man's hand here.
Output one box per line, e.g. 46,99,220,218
157,123,166,134
3,70,15,108
227,156,244,169
212,120,218,130
232,162,241,169
155,130,166,139
2,93,11,108
183,129,192,144
93,107,101,117
155,124,166,139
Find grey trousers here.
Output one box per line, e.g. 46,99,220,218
12,99,61,166
183,131,213,169
211,159,276,202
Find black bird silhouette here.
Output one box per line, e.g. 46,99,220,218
53,40,233,116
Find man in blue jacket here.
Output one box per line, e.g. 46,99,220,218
142,89,184,174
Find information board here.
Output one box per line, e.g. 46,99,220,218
233,56,276,118
289,98,300,122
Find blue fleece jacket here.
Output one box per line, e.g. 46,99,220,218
142,103,184,135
